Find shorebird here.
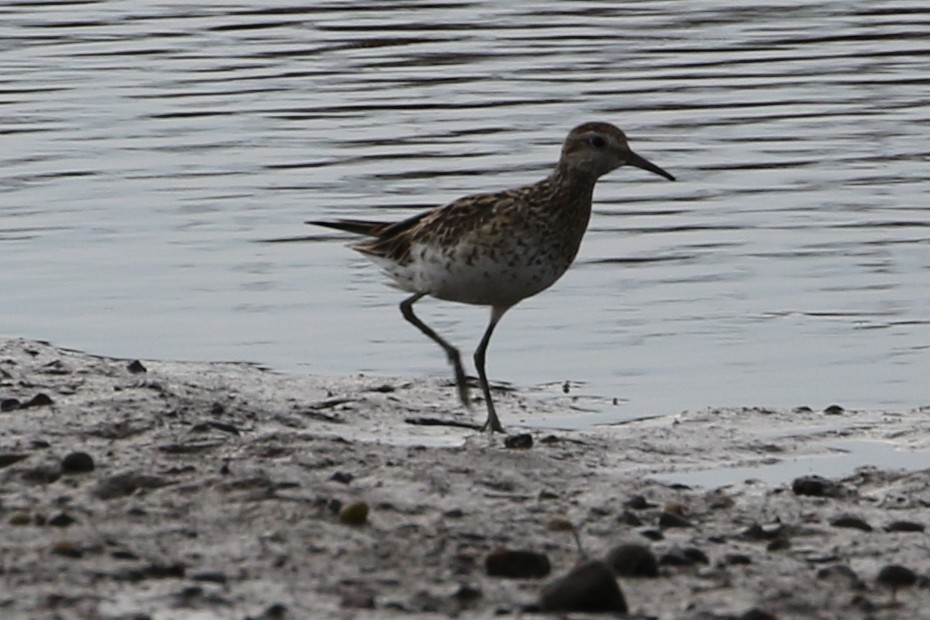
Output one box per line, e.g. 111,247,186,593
311,122,674,432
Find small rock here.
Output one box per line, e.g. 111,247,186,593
823,404,844,415
817,564,862,588
9,512,32,526
339,501,369,525
92,472,171,500
625,494,652,510
330,471,354,484
742,522,785,541
21,464,61,485
617,510,642,526
723,553,752,566
876,564,918,600
741,609,777,620
61,451,95,474
659,546,709,567
127,360,147,373
639,528,664,541
485,549,551,578
0,452,30,468
605,543,659,577
884,520,924,533
450,584,482,606
190,570,227,584
340,590,376,609
1,398,21,412
51,540,83,558
539,560,627,613
545,517,574,532
792,475,841,497
48,512,76,527
504,433,533,449
23,393,54,408
658,510,693,529
829,514,872,532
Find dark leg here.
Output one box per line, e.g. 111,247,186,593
400,293,470,409
474,306,509,433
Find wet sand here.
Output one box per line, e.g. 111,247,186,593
1,337,928,619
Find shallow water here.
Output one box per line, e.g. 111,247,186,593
3,1,929,425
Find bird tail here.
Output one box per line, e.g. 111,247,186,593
306,219,393,237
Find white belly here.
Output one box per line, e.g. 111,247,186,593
369,240,570,307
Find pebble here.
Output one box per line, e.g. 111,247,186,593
48,512,76,527
605,542,659,577
829,514,872,532
792,475,841,497
61,451,95,474
539,560,627,613
658,510,693,529
0,452,30,468
816,564,862,588
503,433,533,449
876,564,918,599
485,549,551,578
659,546,709,567
92,472,171,500
1,398,21,411
338,501,369,525
127,360,147,373
884,520,924,533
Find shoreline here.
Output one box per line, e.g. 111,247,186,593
1,337,928,619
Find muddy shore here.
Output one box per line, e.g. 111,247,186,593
1,337,928,619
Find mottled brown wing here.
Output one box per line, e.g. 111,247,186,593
352,189,522,264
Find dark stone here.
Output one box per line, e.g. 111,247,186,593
824,404,844,415
1,398,21,412
504,433,533,449
330,471,354,484
741,609,777,620
742,522,785,541
817,564,862,588
659,546,709,567
190,571,227,584
127,360,147,373
876,564,918,592
767,538,790,552
340,590,376,609
617,509,642,526
0,452,30,468
658,510,693,528
625,494,652,510
884,520,925,533
539,560,627,613
48,512,76,527
792,475,840,497
605,543,659,577
639,528,664,541
723,553,752,566
61,451,95,473
24,393,54,408
92,472,171,500
829,514,872,532
21,465,61,485
485,549,551,578
51,540,83,558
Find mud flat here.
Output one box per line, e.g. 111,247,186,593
1,337,928,619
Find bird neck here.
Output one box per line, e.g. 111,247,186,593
547,165,599,205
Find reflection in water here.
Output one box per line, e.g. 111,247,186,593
1,1,929,423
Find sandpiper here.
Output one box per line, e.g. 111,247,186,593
311,122,674,432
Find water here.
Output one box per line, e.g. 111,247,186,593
3,0,929,425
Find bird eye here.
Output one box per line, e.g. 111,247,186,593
589,135,607,148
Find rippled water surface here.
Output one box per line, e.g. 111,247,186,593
3,1,929,425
